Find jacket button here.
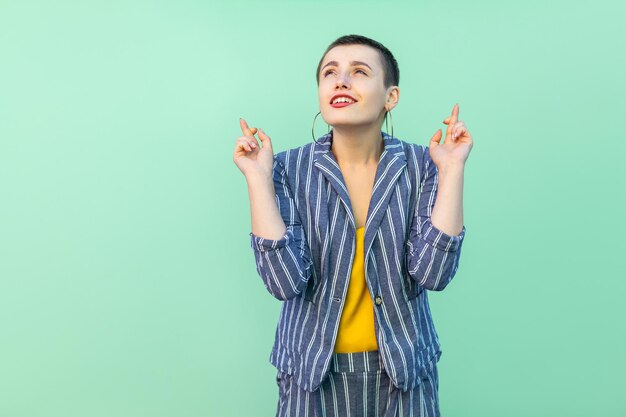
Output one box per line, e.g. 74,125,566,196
375,295,383,305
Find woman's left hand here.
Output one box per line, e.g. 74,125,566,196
429,103,473,170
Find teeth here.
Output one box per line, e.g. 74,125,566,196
333,97,355,104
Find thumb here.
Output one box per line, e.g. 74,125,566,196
429,129,442,148
257,128,273,148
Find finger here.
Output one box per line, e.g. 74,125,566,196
452,103,459,120
235,142,251,155
239,135,258,149
446,103,459,139
444,119,465,128
453,121,467,140
451,121,462,140
244,129,259,147
236,138,254,152
257,128,273,149
239,118,256,138
429,129,443,147
246,136,259,148
237,135,258,146
442,117,461,125
444,115,464,124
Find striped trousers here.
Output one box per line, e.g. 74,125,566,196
275,350,440,417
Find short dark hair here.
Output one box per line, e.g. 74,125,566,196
316,34,399,89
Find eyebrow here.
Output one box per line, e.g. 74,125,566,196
320,60,373,72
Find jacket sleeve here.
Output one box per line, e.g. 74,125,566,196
249,157,314,301
406,147,467,291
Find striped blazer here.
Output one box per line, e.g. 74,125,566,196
249,130,467,393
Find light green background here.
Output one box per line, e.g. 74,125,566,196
1,0,624,416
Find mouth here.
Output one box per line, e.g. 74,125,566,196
330,96,358,108
331,101,356,108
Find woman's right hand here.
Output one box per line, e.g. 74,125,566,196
233,117,274,181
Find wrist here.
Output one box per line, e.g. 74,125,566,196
438,162,465,175
246,173,274,189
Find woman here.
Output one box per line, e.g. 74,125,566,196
233,34,473,417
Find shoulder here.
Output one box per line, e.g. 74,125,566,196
273,142,316,175
397,139,429,166
396,138,436,186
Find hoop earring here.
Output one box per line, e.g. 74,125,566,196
384,108,394,139
312,111,330,144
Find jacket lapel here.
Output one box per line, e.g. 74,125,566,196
312,131,356,228
312,130,408,260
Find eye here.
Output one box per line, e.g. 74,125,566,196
322,68,368,77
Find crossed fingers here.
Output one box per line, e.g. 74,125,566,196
443,104,467,142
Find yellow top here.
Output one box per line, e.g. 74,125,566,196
333,226,378,353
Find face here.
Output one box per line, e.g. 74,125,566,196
318,44,398,130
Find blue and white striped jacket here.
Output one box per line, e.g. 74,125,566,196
249,130,467,393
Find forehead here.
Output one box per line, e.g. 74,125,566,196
322,44,381,67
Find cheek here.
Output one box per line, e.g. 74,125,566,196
361,90,384,107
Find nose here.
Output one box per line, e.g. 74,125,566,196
335,73,350,89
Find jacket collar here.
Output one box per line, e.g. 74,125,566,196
313,129,408,258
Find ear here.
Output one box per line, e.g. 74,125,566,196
386,86,400,110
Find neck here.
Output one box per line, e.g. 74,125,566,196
330,125,385,169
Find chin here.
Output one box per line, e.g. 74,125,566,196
325,120,353,129
326,116,374,129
